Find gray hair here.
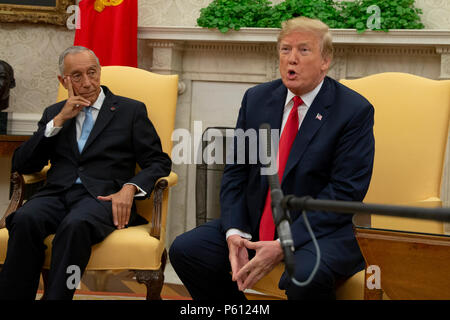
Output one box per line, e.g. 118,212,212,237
58,46,100,76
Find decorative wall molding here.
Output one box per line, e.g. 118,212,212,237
437,46,450,54
139,26,450,46
6,113,39,135
347,47,437,56
181,43,276,54
139,26,281,43
140,26,450,82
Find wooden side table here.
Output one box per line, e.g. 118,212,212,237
0,135,29,157
353,214,450,299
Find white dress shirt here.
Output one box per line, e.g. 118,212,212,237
44,88,146,197
226,80,324,241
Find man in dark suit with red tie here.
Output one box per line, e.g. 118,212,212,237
0,46,171,300
169,17,375,300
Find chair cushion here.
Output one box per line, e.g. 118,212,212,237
251,263,365,300
44,223,164,270
252,263,287,299
0,228,9,264
0,224,165,271
335,270,364,300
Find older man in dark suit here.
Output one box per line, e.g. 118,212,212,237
0,46,171,300
169,17,374,300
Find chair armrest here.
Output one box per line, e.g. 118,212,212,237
155,171,178,189
1,169,179,235
0,166,51,229
0,172,25,229
150,171,178,239
22,165,50,185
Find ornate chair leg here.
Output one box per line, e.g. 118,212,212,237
134,249,167,300
135,269,164,300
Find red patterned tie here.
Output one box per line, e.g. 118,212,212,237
259,96,303,241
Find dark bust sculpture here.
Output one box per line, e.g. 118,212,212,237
0,60,16,111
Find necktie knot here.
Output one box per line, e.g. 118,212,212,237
293,96,303,109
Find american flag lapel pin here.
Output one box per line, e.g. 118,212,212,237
315,113,323,121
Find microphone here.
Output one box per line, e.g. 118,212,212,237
259,123,295,278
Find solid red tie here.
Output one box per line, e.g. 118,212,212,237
259,96,303,241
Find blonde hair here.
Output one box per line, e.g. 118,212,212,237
277,17,333,61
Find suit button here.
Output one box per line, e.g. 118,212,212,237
79,166,85,172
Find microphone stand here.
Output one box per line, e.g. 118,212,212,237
281,195,450,223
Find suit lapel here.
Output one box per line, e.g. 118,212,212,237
281,77,335,183
67,118,80,157
265,82,287,133
260,81,286,189
82,86,119,153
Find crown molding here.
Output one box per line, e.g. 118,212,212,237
139,26,450,47
5,112,39,136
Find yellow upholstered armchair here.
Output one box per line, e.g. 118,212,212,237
252,72,450,300
340,72,450,232
0,66,178,300
341,72,450,299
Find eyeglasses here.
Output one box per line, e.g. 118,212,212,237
66,68,99,83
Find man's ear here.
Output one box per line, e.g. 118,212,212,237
321,55,331,73
57,75,68,90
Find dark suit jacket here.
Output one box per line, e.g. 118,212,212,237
12,86,171,206
220,76,375,276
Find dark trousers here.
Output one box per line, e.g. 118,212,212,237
169,219,341,300
0,184,117,300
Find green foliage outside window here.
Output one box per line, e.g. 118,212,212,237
196,0,425,33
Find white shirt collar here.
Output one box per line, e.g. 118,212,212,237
90,87,105,111
285,79,324,109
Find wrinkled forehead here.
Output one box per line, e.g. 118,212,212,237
65,51,98,66
63,52,100,76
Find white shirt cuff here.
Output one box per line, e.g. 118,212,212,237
226,228,252,240
45,119,62,137
124,183,147,198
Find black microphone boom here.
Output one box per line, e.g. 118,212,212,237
282,195,450,223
